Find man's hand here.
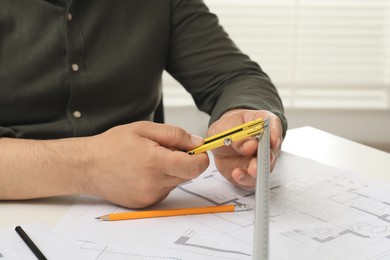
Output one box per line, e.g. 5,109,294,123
83,122,209,208
208,109,283,189
0,122,209,209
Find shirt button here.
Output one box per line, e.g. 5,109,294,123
73,111,82,118
71,63,79,72
67,13,73,21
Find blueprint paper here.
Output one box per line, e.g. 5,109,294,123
0,223,77,260
50,152,390,260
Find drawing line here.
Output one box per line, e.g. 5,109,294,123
78,241,182,260
177,186,239,206
204,170,218,179
312,229,370,243
350,206,390,223
95,245,108,260
348,189,370,198
174,230,250,256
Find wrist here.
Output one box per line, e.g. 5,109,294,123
45,136,94,195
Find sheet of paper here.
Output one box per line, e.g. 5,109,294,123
49,152,390,259
50,158,254,260
0,223,66,260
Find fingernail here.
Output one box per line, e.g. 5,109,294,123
191,135,204,147
238,171,245,180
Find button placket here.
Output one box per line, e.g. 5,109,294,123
65,8,91,135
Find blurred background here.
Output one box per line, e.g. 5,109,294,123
163,0,390,152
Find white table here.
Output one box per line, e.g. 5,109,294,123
282,126,389,181
1,126,389,229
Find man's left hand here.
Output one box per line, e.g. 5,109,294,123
208,109,283,189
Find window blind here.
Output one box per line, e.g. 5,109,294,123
163,0,390,110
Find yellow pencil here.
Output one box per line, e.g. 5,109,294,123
95,204,252,221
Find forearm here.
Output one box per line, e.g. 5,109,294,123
0,137,91,200
166,1,287,136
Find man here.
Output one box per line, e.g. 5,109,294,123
0,0,287,208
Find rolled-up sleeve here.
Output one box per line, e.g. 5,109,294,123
0,127,16,138
167,0,287,136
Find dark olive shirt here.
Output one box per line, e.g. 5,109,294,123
0,0,287,139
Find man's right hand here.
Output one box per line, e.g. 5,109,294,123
0,122,209,209
81,122,209,208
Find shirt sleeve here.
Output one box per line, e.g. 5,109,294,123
166,0,287,137
0,127,16,138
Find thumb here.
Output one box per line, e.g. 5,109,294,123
139,123,204,151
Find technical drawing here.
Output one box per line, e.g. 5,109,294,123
52,152,390,260
176,153,390,259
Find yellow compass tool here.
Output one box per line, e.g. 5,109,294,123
187,118,265,155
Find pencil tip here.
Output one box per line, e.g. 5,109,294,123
234,204,253,212
95,215,109,221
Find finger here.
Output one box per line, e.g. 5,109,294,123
269,115,283,150
247,148,276,177
158,150,209,180
137,122,204,151
241,109,283,150
232,168,256,189
247,149,277,177
231,137,258,156
270,146,284,173
244,145,278,174
225,111,282,156
247,157,258,178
